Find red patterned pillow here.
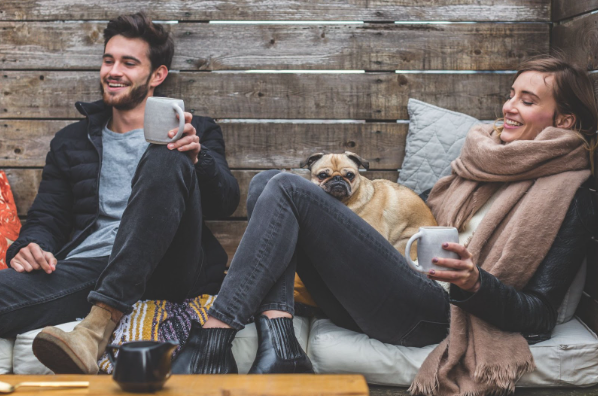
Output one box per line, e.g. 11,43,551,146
0,171,21,269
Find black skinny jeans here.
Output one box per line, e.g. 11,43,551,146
209,171,450,347
0,145,205,337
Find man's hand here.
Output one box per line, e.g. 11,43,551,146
425,242,481,293
11,243,57,274
168,112,201,164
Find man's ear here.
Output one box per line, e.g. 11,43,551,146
556,113,576,130
300,153,324,170
149,65,169,88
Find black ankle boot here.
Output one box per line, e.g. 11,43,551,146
248,315,314,374
171,320,238,374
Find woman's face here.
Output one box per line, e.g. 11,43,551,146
501,71,558,143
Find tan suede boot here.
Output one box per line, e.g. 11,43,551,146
32,305,118,374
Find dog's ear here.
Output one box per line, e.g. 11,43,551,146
345,151,370,170
300,153,325,169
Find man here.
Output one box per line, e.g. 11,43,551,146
0,13,239,374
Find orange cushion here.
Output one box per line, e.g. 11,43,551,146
0,171,22,269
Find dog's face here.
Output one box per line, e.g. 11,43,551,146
301,152,369,201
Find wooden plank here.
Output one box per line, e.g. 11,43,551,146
576,293,598,335
3,168,42,218
6,168,399,219
552,0,598,22
0,22,549,71
552,11,598,71
220,123,406,169
0,1,550,22
0,120,70,167
0,121,407,168
0,71,513,120
0,374,369,396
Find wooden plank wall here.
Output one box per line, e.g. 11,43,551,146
1,1,551,266
551,2,598,331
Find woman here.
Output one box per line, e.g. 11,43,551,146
173,56,597,395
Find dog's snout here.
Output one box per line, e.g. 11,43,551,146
332,175,343,182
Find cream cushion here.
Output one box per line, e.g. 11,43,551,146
307,317,598,387
0,338,14,374
6,316,310,375
12,321,79,374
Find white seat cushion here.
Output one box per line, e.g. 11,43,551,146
307,317,598,387
0,338,14,374
12,321,80,375
10,317,310,375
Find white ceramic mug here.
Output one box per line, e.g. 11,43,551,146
405,226,460,273
143,97,185,144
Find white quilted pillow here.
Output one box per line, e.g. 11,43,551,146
398,99,479,194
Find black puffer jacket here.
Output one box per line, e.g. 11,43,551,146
449,180,597,343
6,100,240,295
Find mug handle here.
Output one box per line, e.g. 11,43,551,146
106,344,120,365
404,231,423,272
170,103,186,142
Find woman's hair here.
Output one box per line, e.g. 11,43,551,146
103,12,175,72
496,55,598,174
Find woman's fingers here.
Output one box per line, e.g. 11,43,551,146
443,242,472,259
432,257,472,271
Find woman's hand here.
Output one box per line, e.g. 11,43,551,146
427,242,481,293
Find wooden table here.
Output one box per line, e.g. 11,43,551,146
0,374,369,395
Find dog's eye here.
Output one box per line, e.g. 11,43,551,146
346,172,355,180
318,172,328,180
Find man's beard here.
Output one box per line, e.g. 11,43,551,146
100,76,151,111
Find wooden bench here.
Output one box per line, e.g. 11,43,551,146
1,0,598,392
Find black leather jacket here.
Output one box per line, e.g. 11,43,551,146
449,180,597,343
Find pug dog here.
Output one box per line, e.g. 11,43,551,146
300,151,437,259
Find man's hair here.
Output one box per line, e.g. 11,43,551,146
103,12,175,71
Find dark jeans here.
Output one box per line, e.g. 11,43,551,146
0,145,205,338
209,171,450,347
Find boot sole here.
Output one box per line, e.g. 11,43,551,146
32,332,88,374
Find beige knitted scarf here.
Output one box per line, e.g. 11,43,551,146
409,124,591,396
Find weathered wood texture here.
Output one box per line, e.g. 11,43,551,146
552,11,598,71
0,22,549,71
552,0,598,22
4,168,42,218
0,72,512,120
0,1,550,22
5,168,399,219
0,121,407,168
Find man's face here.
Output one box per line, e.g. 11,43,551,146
100,35,154,110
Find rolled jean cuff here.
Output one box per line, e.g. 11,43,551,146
207,307,246,331
258,303,294,317
87,291,134,315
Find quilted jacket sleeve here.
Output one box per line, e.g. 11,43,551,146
6,134,75,266
193,116,240,219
